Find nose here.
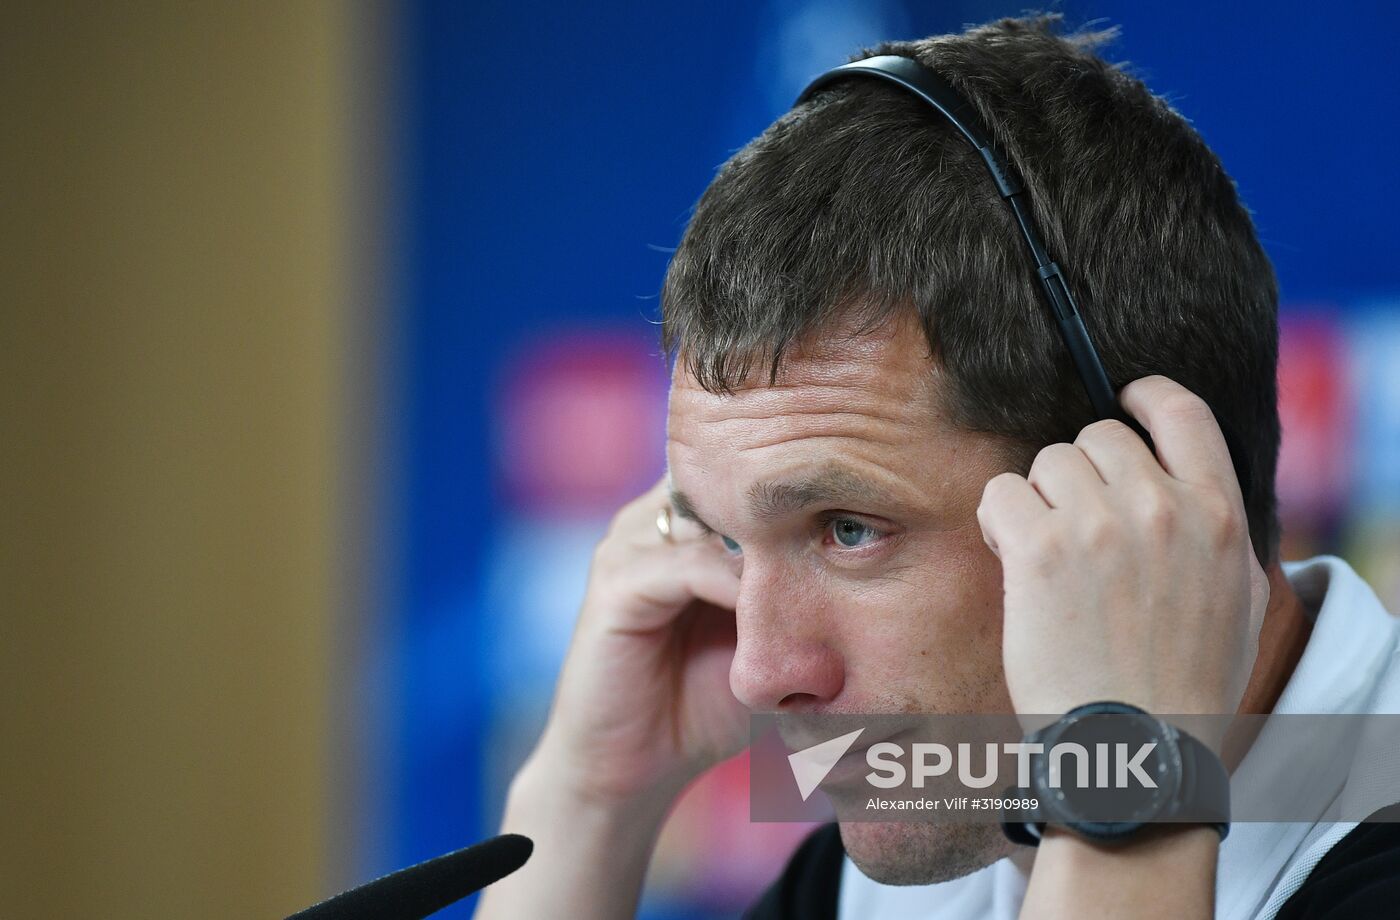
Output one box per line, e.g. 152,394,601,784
728,561,845,711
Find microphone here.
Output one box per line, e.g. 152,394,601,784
286,833,533,920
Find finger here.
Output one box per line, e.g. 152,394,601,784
615,475,705,546
618,542,740,629
1073,418,1161,485
658,470,715,542
1026,442,1107,509
616,475,673,533
665,505,712,543
977,471,1050,558
1118,376,1239,499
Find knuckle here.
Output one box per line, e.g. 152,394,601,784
1127,374,1177,400
1203,492,1245,545
619,491,649,520
1028,442,1073,478
1079,510,1119,552
604,502,633,538
1075,417,1132,447
982,471,1023,506
590,536,618,573
1136,486,1177,536
1022,522,1067,569
600,517,620,544
594,515,644,569
1161,391,1213,426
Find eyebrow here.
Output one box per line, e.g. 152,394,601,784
747,465,903,522
669,486,716,535
669,464,904,535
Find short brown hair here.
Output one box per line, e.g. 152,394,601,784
660,14,1281,563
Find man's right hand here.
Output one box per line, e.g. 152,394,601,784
475,476,746,919
528,475,748,807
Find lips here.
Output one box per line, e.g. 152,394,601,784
778,717,923,789
820,739,884,786
777,715,921,754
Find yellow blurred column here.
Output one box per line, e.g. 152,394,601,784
0,3,377,916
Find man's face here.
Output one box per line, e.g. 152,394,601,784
666,310,1019,883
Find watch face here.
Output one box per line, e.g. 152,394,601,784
1033,704,1183,838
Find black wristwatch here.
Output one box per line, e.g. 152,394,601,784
1001,701,1230,846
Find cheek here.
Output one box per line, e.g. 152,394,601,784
834,527,1006,692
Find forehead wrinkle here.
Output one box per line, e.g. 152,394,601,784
729,427,907,454
700,405,916,427
745,463,908,522
678,408,922,456
669,403,926,477
669,390,923,453
674,385,928,438
671,379,929,420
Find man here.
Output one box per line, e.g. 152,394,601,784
475,15,1400,919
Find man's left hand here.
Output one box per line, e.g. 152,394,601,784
976,374,1270,730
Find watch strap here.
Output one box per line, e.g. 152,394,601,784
1166,726,1231,840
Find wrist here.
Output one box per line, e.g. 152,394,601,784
477,745,681,920
1002,702,1230,848
526,723,693,807
1033,823,1219,885
508,746,679,844
1036,821,1220,874
1021,820,1218,919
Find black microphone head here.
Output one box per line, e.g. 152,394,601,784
286,833,533,920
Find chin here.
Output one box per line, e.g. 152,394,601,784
837,821,1011,886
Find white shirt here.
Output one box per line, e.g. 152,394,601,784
838,554,1400,920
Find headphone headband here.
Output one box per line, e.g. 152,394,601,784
798,55,1019,197
794,54,1254,503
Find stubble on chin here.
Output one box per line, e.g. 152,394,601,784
837,820,1012,886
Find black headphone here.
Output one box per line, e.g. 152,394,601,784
795,55,1253,502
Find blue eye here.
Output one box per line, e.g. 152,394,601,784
830,518,878,548
721,535,742,554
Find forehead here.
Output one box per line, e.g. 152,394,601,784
663,310,1009,531
663,306,1029,545
666,310,947,449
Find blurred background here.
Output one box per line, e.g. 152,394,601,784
3,2,1398,918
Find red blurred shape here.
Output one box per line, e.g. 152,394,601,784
497,331,668,514
652,750,819,908
1276,311,1351,521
